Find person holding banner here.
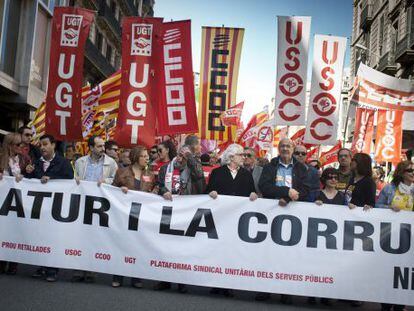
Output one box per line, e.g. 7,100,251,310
345,153,376,211
28,134,74,282
0,132,31,275
111,146,155,288
72,135,118,282
256,138,309,303
155,140,206,293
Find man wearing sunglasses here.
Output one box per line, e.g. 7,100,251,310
243,147,263,195
18,126,41,163
336,148,353,192
293,145,320,202
149,145,159,164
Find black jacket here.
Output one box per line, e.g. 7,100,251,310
30,154,74,180
258,156,309,202
206,165,256,197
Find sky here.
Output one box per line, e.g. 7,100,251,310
155,0,353,123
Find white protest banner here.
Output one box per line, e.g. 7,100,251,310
0,176,412,306
274,16,311,126
304,35,347,145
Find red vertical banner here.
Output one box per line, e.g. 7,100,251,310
45,7,94,140
156,20,198,135
115,17,163,147
351,108,375,154
375,110,403,163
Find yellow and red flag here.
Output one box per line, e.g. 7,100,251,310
198,27,244,142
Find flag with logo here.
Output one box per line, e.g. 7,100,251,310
375,110,403,163
319,141,342,167
198,27,244,142
351,108,375,154
220,101,244,126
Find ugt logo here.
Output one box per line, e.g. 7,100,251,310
131,24,153,56
61,14,83,47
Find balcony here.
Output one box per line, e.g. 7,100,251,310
395,34,414,63
85,39,116,77
97,0,121,39
360,4,373,30
377,50,398,75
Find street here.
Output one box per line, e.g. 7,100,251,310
0,265,411,311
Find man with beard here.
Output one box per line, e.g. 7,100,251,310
336,148,353,192
72,135,118,282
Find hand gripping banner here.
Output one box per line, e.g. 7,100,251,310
0,176,414,306
274,16,311,126
198,27,244,142
115,17,163,147
351,108,375,154
304,35,347,146
45,7,95,141
156,20,198,136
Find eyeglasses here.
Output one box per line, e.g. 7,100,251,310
405,168,414,173
23,133,32,137
244,153,254,158
294,151,307,156
150,150,157,154
326,174,338,180
157,148,164,153
109,148,119,152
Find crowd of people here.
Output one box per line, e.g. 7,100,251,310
0,127,411,310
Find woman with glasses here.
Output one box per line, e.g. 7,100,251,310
151,140,177,178
0,133,31,275
315,167,345,206
111,146,155,288
345,153,376,211
375,161,413,311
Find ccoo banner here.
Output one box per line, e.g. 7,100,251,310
45,7,95,141
304,35,347,146
375,109,403,163
156,20,198,136
351,108,375,154
0,176,413,306
274,16,311,126
198,27,244,142
115,17,163,147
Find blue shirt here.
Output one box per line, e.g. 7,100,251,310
84,156,104,182
275,160,293,188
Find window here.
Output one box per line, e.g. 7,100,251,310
0,0,21,77
96,30,103,53
106,44,112,63
31,6,51,90
378,15,384,55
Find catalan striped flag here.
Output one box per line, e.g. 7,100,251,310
29,71,121,142
198,27,244,142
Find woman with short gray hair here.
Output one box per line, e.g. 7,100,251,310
207,143,257,201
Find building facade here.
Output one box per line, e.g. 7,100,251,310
0,0,155,136
350,0,414,149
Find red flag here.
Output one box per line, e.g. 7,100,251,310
375,110,403,163
290,128,315,149
273,126,288,147
351,108,375,154
220,101,244,126
237,110,268,144
319,141,342,167
156,20,198,135
306,146,320,162
115,17,163,147
45,7,94,140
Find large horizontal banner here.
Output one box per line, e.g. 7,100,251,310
0,177,413,306
351,63,414,112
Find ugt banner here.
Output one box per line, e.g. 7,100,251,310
115,17,163,147
0,176,413,306
375,109,403,163
156,20,198,136
304,35,347,146
45,7,94,141
198,27,244,142
351,108,375,154
274,16,311,126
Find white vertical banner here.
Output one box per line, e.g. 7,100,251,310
304,35,347,145
274,16,311,126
